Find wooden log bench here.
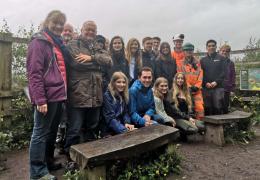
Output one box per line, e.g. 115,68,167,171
70,124,179,180
203,110,252,146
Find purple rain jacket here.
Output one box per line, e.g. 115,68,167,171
26,32,67,105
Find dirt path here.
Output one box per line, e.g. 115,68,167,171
174,126,260,180
1,126,260,180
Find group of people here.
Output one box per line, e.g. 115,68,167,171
26,10,236,180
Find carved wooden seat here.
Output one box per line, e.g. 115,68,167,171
70,124,179,179
203,110,252,146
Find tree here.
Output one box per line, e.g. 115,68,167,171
243,37,260,62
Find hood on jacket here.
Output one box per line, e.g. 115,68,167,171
131,79,151,92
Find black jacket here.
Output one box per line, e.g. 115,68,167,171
155,57,177,89
163,91,193,120
109,53,130,79
200,52,226,88
142,50,155,73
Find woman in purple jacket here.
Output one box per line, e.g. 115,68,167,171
26,10,67,180
102,72,135,135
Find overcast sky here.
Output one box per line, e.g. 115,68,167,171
1,0,259,51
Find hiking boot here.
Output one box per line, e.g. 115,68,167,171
31,173,57,180
65,161,79,173
39,173,57,180
47,162,62,171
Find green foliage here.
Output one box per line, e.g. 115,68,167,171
12,24,36,89
224,121,255,145
62,145,182,180
115,144,182,180
0,132,12,153
0,19,11,33
0,95,33,151
243,37,260,62
226,94,260,144
0,20,35,152
63,170,86,180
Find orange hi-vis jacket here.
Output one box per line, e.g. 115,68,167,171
171,50,185,71
179,57,204,119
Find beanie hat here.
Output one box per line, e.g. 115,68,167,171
183,42,194,51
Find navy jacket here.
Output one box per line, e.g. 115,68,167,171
103,89,131,134
129,80,155,126
200,52,226,88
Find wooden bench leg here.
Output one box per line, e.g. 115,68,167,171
83,165,106,180
205,123,225,146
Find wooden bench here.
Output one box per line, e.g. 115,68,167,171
70,124,179,180
203,110,252,146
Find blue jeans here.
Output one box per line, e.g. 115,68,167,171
64,107,100,154
29,102,63,179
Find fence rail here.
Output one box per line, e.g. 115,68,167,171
0,32,259,117
0,33,28,116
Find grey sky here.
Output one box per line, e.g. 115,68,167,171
1,0,259,50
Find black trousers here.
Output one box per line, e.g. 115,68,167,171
203,88,224,115
64,107,101,154
223,91,231,114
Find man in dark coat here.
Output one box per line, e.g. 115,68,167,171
64,21,112,161
141,37,156,73
201,39,226,115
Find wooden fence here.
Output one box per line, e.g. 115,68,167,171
0,33,28,117
0,32,259,117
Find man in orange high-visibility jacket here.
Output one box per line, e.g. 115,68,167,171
171,34,185,71
179,43,204,119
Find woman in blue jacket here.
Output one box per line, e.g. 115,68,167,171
103,72,135,134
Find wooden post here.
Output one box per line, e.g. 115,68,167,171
205,123,225,146
0,33,13,117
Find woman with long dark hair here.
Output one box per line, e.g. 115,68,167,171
154,42,177,89
109,36,129,79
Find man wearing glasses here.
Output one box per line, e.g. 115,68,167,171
200,39,226,115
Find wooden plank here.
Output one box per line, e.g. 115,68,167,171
0,91,12,98
0,33,28,44
203,111,252,124
0,33,12,115
194,48,260,57
70,125,179,168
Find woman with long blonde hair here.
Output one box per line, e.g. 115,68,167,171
164,73,205,138
125,38,142,85
153,77,176,127
103,72,135,134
